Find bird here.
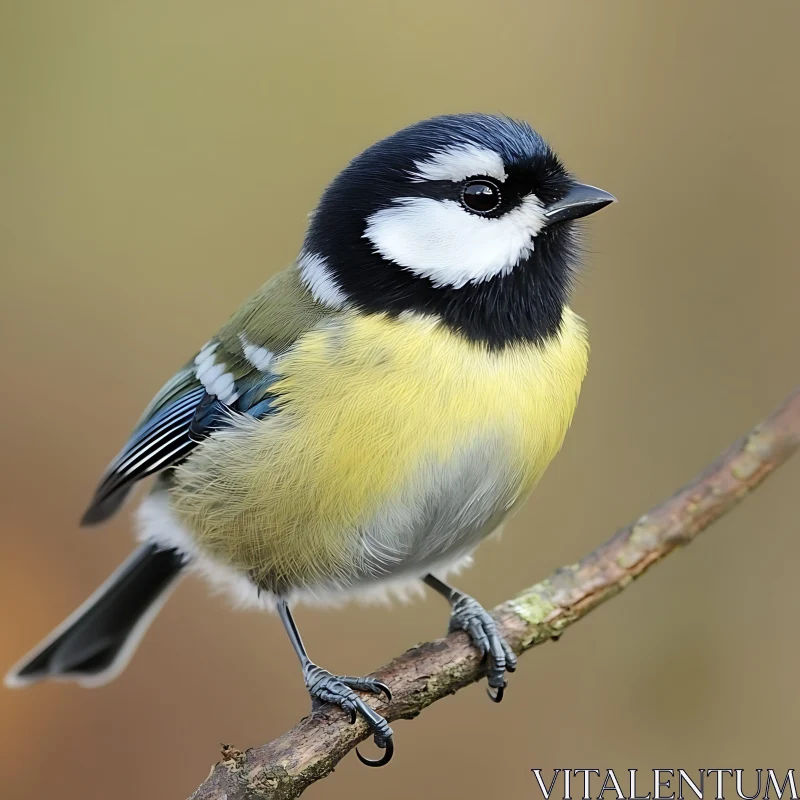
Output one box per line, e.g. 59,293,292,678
5,113,615,766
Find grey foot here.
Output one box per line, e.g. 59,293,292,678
303,663,394,766
448,594,518,702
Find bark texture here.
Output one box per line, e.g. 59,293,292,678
190,386,800,800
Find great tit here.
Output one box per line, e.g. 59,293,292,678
5,114,615,766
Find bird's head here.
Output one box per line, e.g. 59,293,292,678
300,114,615,348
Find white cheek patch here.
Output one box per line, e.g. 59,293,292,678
410,145,507,184
298,250,348,309
363,195,547,288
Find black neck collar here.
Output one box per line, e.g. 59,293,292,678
316,220,579,350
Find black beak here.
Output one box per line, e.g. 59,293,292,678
544,182,617,225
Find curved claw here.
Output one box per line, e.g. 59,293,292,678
373,680,393,702
348,706,357,724
486,683,506,703
356,735,394,768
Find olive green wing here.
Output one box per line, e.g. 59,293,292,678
81,266,331,525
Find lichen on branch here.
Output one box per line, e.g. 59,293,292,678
190,386,800,800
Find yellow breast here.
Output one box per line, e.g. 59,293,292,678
171,309,589,590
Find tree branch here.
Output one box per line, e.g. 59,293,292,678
190,386,800,800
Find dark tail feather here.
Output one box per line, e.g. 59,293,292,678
5,544,185,688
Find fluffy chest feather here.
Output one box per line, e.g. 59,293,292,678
170,309,589,594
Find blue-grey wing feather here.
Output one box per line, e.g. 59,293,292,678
188,370,279,441
81,369,203,525
81,363,280,526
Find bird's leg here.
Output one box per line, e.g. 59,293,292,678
276,599,394,767
423,574,517,703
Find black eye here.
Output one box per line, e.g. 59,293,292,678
462,179,502,214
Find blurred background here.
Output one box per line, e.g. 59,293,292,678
2,1,799,798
